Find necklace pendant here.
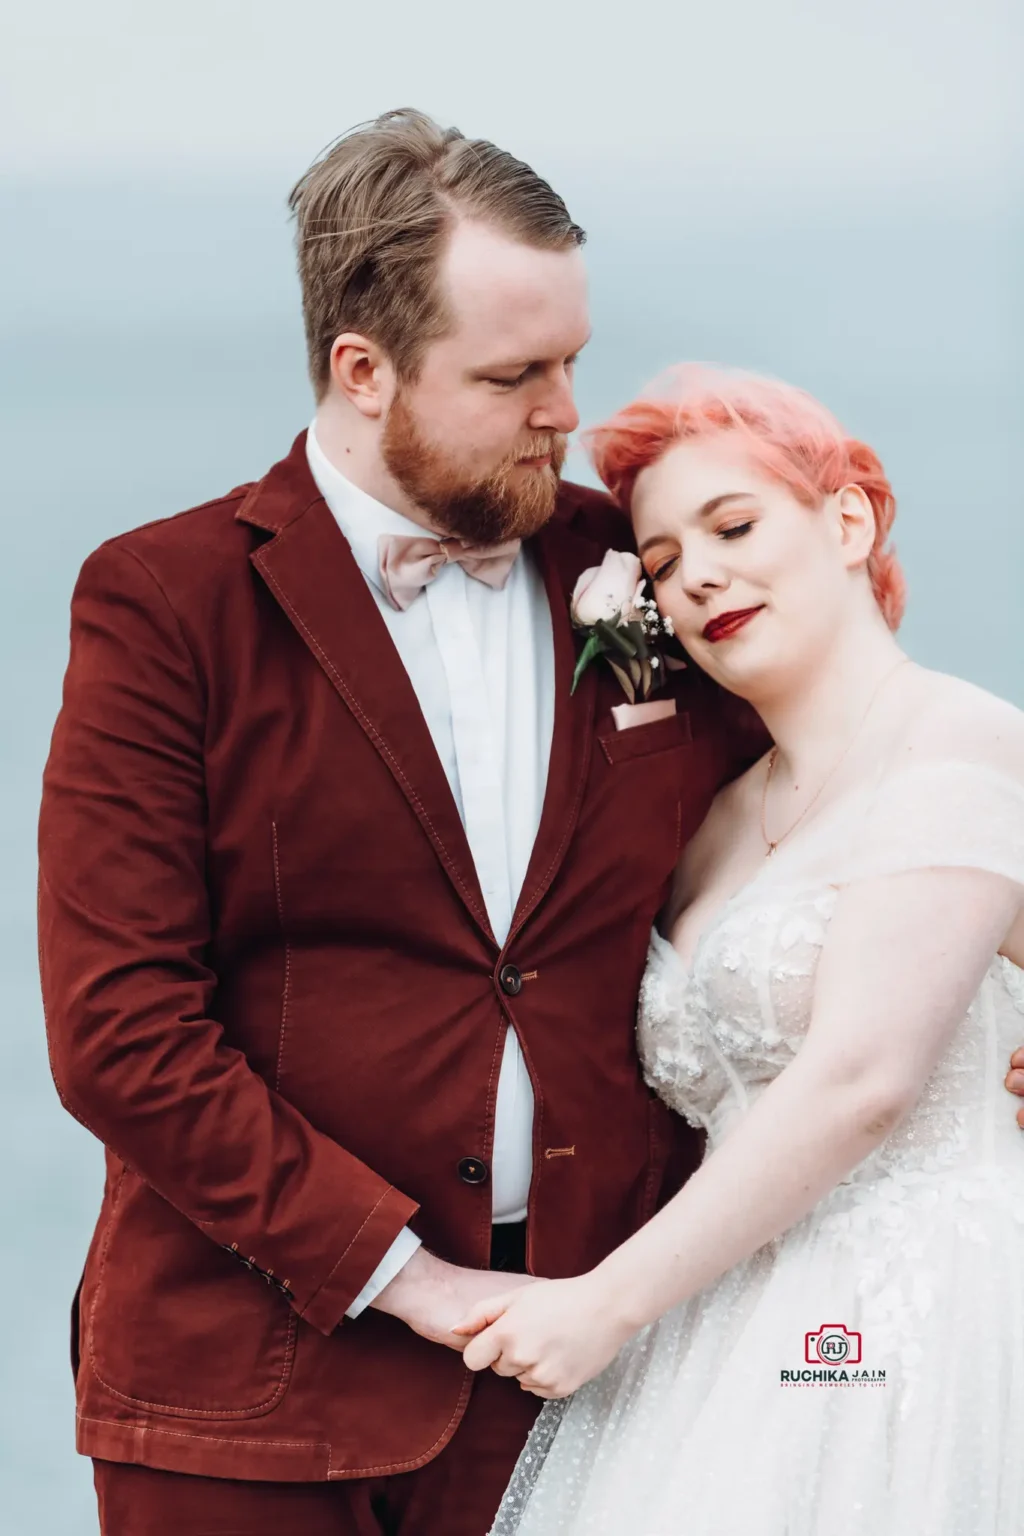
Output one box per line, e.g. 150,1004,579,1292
766,841,778,858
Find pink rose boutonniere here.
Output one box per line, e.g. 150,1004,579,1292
570,549,680,702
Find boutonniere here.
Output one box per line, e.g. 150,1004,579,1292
570,549,681,702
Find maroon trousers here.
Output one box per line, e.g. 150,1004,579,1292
94,1366,541,1535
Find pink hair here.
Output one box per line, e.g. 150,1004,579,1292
585,365,906,630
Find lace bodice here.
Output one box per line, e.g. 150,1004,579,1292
640,886,1024,1182
639,735,1024,1184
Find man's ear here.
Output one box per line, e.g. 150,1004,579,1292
830,484,876,571
328,333,394,420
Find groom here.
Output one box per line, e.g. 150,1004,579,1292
41,107,740,1535
37,109,826,1534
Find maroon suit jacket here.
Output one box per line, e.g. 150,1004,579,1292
38,432,763,1482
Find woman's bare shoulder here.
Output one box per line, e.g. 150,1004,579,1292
891,668,1024,772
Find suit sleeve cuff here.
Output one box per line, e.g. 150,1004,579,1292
300,1184,419,1335
344,1225,423,1319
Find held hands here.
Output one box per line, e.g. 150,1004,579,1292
373,1032,1024,1379
1006,1048,1024,1129
371,1248,538,1351
452,1274,633,1399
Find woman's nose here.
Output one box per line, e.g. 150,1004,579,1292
678,542,728,598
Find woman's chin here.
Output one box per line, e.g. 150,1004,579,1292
690,648,773,701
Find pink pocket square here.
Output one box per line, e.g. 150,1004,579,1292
611,698,678,731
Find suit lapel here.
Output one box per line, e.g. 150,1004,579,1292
237,435,495,946
509,515,601,942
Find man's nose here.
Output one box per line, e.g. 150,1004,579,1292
529,373,579,436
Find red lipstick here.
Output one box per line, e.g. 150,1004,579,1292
702,606,764,643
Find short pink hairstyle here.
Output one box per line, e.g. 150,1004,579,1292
585,365,906,630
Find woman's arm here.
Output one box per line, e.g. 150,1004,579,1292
459,864,1019,1395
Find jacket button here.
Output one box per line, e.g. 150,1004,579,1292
498,963,522,997
458,1157,489,1185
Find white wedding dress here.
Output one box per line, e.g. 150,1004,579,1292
493,702,1024,1534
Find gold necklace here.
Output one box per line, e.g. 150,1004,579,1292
760,657,910,858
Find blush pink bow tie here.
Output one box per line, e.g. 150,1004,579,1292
377,533,521,612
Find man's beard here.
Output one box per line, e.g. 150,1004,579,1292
381,389,568,546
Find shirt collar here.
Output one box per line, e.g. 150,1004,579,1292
306,421,431,595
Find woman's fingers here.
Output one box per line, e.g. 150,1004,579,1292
462,1325,508,1373
490,1350,527,1379
517,1374,566,1399
451,1293,517,1338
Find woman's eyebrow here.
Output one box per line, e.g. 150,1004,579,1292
697,492,756,518
638,492,756,554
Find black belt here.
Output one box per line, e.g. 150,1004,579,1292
489,1220,528,1274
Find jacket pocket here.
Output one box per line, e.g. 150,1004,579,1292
88,1172,296,1418
599,710,692,765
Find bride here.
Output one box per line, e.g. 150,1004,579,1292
455,367,1024,1534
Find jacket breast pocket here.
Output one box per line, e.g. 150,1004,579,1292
598,710,692,765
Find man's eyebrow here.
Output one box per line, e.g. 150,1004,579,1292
473,335,592,374
638,494,756,554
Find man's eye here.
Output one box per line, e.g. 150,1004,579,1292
488,374,527,389
718,521,753,540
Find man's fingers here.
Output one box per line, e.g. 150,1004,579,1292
1018,1103,1024,1131
1009,1048,1024,1071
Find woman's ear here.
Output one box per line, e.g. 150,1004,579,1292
830,484,876,570
328,333,394,419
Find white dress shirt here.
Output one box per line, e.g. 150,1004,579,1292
306,425,555,1316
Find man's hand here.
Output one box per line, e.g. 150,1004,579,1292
1006,1048,1024,1129
370,1247,537,1351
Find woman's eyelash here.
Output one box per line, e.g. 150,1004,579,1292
648,522,753,580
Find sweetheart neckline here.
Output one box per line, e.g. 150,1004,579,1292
656,877,840,974
651,898,1024,985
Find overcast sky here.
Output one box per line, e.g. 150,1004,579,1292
3,0,1019,187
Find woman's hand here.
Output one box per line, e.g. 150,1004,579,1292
452,1274,633,1398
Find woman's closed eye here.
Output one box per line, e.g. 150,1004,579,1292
648,555,679,584
647,522,755,582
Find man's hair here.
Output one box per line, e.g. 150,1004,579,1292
288,108,586,398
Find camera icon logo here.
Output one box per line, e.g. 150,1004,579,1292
804,1323,862,1366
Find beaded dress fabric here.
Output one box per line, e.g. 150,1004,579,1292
493,716,1024,1535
